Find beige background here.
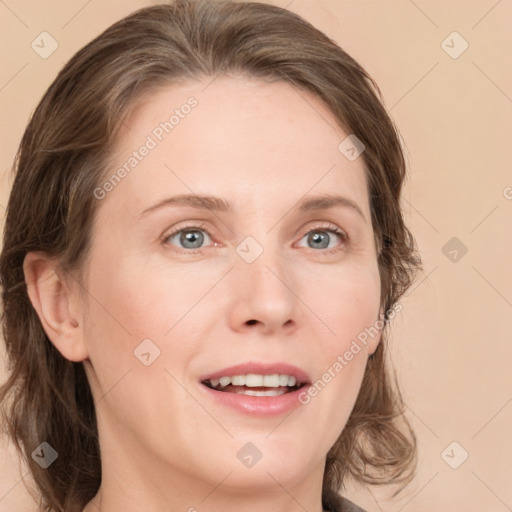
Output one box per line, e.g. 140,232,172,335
1,1,511,511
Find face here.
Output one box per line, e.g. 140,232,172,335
80,77,382,497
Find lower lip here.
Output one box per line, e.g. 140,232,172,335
200,383,310,417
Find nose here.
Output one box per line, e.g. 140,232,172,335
227,248,300,336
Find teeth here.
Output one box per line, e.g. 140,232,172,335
219,376,231,387
231,375,245,386
279,374,289,386
263,374,280,387
245,374,263,387
207,373,299,388
233,388,288,397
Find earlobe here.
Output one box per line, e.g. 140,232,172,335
23,251,88,362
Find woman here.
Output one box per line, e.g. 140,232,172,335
0,1,422,511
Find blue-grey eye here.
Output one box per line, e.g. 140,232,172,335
308,231,329,249
298,229,344,250
166,228,212,250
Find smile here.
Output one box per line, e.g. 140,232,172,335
199,363,311,416
202,373,304,396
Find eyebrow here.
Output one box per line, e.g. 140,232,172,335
139,193,367,221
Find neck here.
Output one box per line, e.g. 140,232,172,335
83,431,327,512
84,468,327,512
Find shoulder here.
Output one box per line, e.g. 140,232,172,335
324,490,368,512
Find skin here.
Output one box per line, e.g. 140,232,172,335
24,77,383,512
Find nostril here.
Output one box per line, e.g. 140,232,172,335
246,319,258,326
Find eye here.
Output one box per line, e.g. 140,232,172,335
163,223,215,252
296,223,348,253
162,222,348,255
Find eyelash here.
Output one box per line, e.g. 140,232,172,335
162,222,349,255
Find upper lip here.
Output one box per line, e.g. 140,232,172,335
200,362,311,385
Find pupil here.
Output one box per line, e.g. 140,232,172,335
309,231,329,249
181,230,203,249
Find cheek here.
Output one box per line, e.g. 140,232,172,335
85,254,205,337
306,262,381,348
82,254,217,387
298,267,380,445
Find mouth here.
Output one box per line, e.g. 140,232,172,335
201,373,306,396
199,363,311,416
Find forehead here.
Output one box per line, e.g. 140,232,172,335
98,77,370,222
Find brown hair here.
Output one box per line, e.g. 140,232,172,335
0,1,422,510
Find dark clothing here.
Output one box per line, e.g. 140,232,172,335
338,497,367,512
323,490,367,512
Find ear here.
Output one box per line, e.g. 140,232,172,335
23,251,88,362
